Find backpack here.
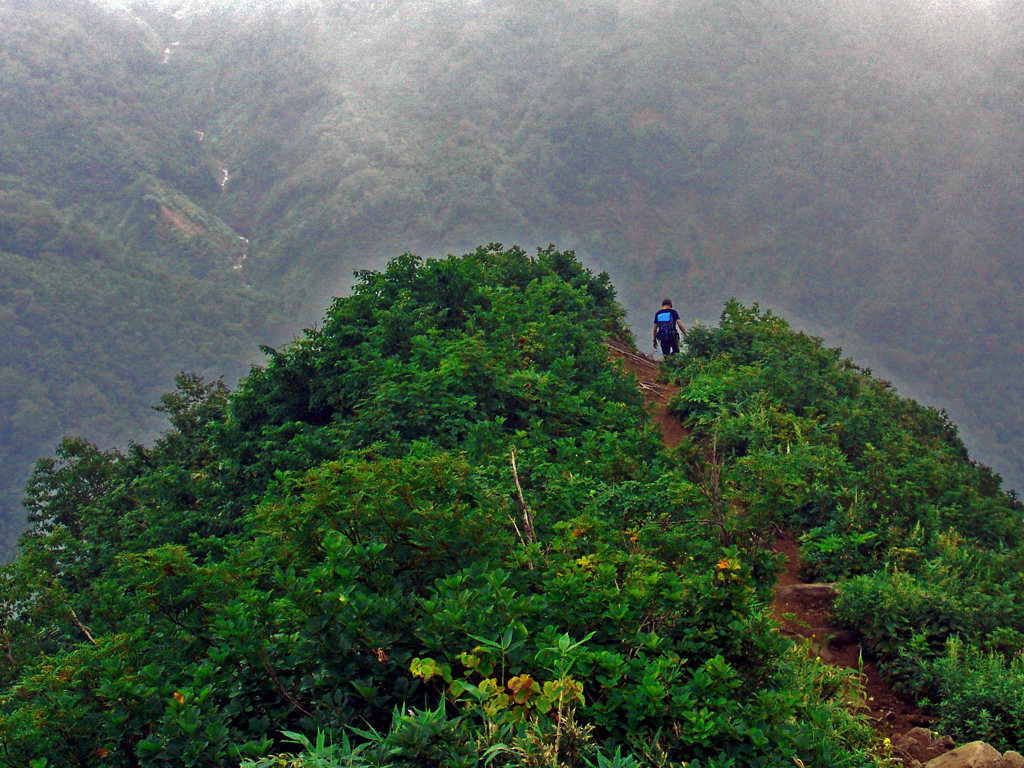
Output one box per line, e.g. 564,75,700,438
655,309,677,340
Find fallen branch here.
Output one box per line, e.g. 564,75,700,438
603,340,660,369
636,382,670,401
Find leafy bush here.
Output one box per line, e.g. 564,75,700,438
799,526,878,582
662,299,1024,748
833,569,968,661
0,255,879,767
917,639,1024,752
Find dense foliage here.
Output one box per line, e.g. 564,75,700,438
0,0,288,555
0,248,878,767
5,0,1024,558
662,302,1024,751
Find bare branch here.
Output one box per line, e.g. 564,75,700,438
510,449,537,570
0,633,16,668
506,511,527,548
683,431,731,546
258,647,314,719
60,595,96,646
510,449,536,546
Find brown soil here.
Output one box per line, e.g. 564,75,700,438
158,204,208,237
771,531,932,739
606,339,687,449
611,341,932,743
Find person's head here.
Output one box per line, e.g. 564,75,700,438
661,299,673,308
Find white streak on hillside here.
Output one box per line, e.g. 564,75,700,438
233,237,248,271
161,40,180,64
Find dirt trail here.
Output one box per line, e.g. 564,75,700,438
610,341,929,741
606,339,686,449
771,533,929,738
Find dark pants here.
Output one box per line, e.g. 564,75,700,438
659,333,680,356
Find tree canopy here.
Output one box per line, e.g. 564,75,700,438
5,0,1024,555
0,246,886,767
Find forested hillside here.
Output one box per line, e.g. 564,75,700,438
2,246,1021,766
0,0,288,556
3,0,1024,555
0,247,881,766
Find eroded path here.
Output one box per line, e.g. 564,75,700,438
606,339,686,449
611,341,930,745
772,533,928,738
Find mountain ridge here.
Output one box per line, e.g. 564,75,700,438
0,246,1021,765
3,0,1024,548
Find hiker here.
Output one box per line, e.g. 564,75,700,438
653,299,687,356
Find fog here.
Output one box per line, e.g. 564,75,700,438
3,0,1024,533
141,0,1024,487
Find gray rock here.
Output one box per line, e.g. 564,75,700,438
904,728,934,748
924,742,1004,768
898,729,953,763
892,733,914,749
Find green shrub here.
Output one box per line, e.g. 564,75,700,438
833,569,967,660
920,639,1024,752
799,526,878,582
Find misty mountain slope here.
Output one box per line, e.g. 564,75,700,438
3,0,1024,556
0,0,289,557
154,0,1024,485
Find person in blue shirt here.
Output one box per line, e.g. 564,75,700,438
653,299,687,356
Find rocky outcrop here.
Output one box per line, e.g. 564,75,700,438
921,742,1002,768
923,742,1015,768
889,731,1023,768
